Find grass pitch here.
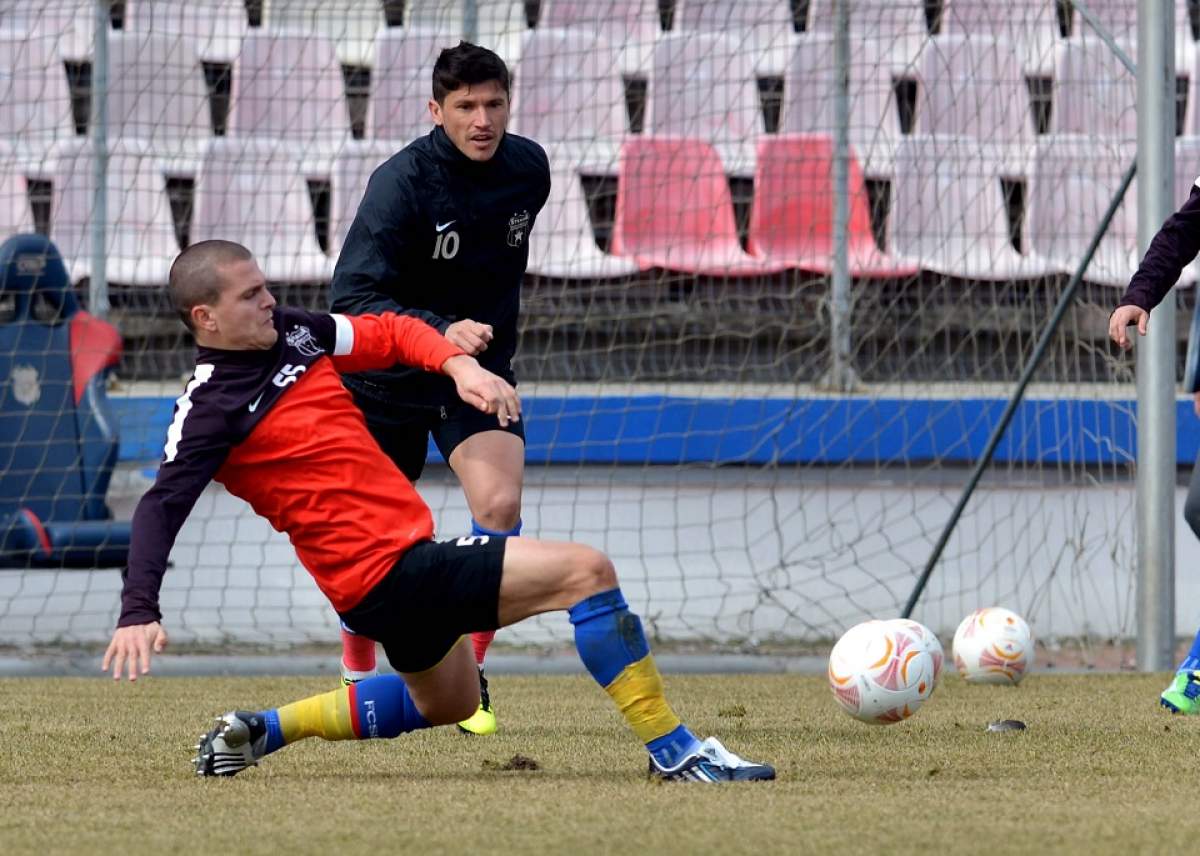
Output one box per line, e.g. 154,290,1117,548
0,672,1189,855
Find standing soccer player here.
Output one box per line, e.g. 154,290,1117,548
1109,172,1200,712
329,41,550,734
103,241,774,784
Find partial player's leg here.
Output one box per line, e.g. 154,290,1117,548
337,387,441,684
1162,458,1200,713
496,537,775,782
438,410,526,733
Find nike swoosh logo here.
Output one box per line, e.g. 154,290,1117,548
435,220,456,232
248,393,264,412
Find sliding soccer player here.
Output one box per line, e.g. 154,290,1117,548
103,240,774,783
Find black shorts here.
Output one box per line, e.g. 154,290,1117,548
337,535,507,673
346,379,526,482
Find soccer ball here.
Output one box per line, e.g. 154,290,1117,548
828,619,941,724
952,607,1034,685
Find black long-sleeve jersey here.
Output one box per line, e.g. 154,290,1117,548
1119,182,1200,312
330,125,551,408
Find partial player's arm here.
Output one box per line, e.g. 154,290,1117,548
1110,183,1200,348
104,383,232,681
316,312,521,425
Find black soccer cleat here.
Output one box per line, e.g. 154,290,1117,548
192,710,268,777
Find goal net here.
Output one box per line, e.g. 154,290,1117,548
0,0,1182,660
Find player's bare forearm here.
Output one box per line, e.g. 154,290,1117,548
442,355,521,427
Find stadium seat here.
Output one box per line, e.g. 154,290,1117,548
370,28,457,143
125,0,248,64
51,139,180,287
108,31,212,152
330,140,398,255
192,138,333,283
645,32,762,176
780,33,902,179
511,29,626,173
538,0,660,76
0,27,75,165
1026,136,1138,286
747,134,916,277
610,137,787,275
261,0,384,67
940,0,1062,75
0,142,34,240
807,0,930,73
227,30,351,151
528,153,640,278
405,0,527,66
916,35,1036,149
891,135,1051,280
1068,0,1194,67
1050,37,1137,140
0,0,94,62
673,0,796,76
0,233,130,569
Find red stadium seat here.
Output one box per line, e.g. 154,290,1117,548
747,135,916,277
611,137,787,276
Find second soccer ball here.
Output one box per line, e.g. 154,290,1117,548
952,607,1034,685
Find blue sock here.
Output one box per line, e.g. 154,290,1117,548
350,674,431,738
471,518,522,537
1179,629,1200,672
568,588,701,768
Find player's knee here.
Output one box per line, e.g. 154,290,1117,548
415,682,480,725
473,491,521,532
565,545,618,600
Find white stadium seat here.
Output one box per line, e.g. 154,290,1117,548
808,0,930,73
646,32,761,176
538,0,660,76
192,138,333,283
404,0,526,66
892,136,1050,280
0,0,94,62
51,139,180,286
917,35,1035,144
527,153,639,279
511,29,626,173
125,0,248,64
674,0,795,76
262,0,384,67
1027,136,1139,287
108,31,212,151
329,140,397,256
370,27,456,143
1050,36,1137,140
0,27,75,161
940,0,1061,75
227,30,351,149
0,140,35,239
780,33,901,179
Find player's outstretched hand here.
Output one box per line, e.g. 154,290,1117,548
1109,304,1149,350
445,319,494,355
443,355,521,427
102,622,168,682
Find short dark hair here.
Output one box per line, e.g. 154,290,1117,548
432,41,510,103
168,240,252,331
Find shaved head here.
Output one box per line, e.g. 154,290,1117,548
168,240,253,331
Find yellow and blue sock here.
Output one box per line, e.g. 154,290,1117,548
259,674,431,754
568,587,701,768
469,518,522,664
1178,629,1200,672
